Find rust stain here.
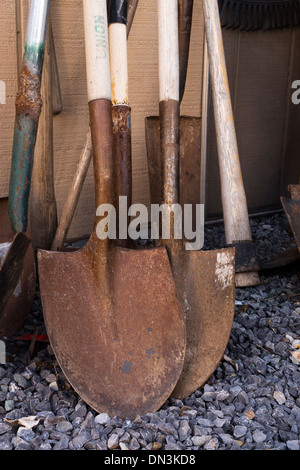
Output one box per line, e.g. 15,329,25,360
15,66,43,123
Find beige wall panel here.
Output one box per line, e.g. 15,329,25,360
0,0,18,196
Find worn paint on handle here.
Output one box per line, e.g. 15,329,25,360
9,44,46,234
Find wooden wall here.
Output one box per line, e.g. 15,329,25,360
0,0,205,240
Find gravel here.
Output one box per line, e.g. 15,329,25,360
0,211,300,451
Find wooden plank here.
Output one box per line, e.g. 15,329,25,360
0,0,18,197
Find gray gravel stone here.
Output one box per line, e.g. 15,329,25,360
0,212,299,451
233,425,247,438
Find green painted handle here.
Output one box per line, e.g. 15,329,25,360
8,0,50,234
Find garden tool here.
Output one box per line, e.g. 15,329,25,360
51,0,139,252
38,0,186,419
281,185,300,253
155,0,235,400
0,0,50,336
203,0,260,287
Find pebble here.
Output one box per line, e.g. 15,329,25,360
0,213,299,450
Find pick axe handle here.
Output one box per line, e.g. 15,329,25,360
202,0,252,245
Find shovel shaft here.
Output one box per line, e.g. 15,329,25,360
158,0,180,103
84,1,114,208
9,0,50,234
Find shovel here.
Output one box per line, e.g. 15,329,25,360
0,1,50,336
155,0,235,400
38,0,185,419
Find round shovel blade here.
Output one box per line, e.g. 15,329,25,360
38,237,186,419
171,247,235,399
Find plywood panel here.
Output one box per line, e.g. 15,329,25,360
0,0,18,195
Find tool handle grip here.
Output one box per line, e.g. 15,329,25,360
83,0,111,102
108,0,129,106
108,0,128,25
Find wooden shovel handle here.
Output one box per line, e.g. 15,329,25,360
202,0,251,245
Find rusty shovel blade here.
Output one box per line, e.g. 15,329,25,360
38,95,186,419
281,185,300,253
0,198,36,338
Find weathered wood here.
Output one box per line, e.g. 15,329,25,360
202,0,259,287
51,129,92,251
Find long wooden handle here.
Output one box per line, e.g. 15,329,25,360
178,0,194,103
50,27,63,115
108,0,132,247
52,0,139,250
29,23,58,251
202,0,251,245
8,0,50,234
203,0,260,287
51,129,92,251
